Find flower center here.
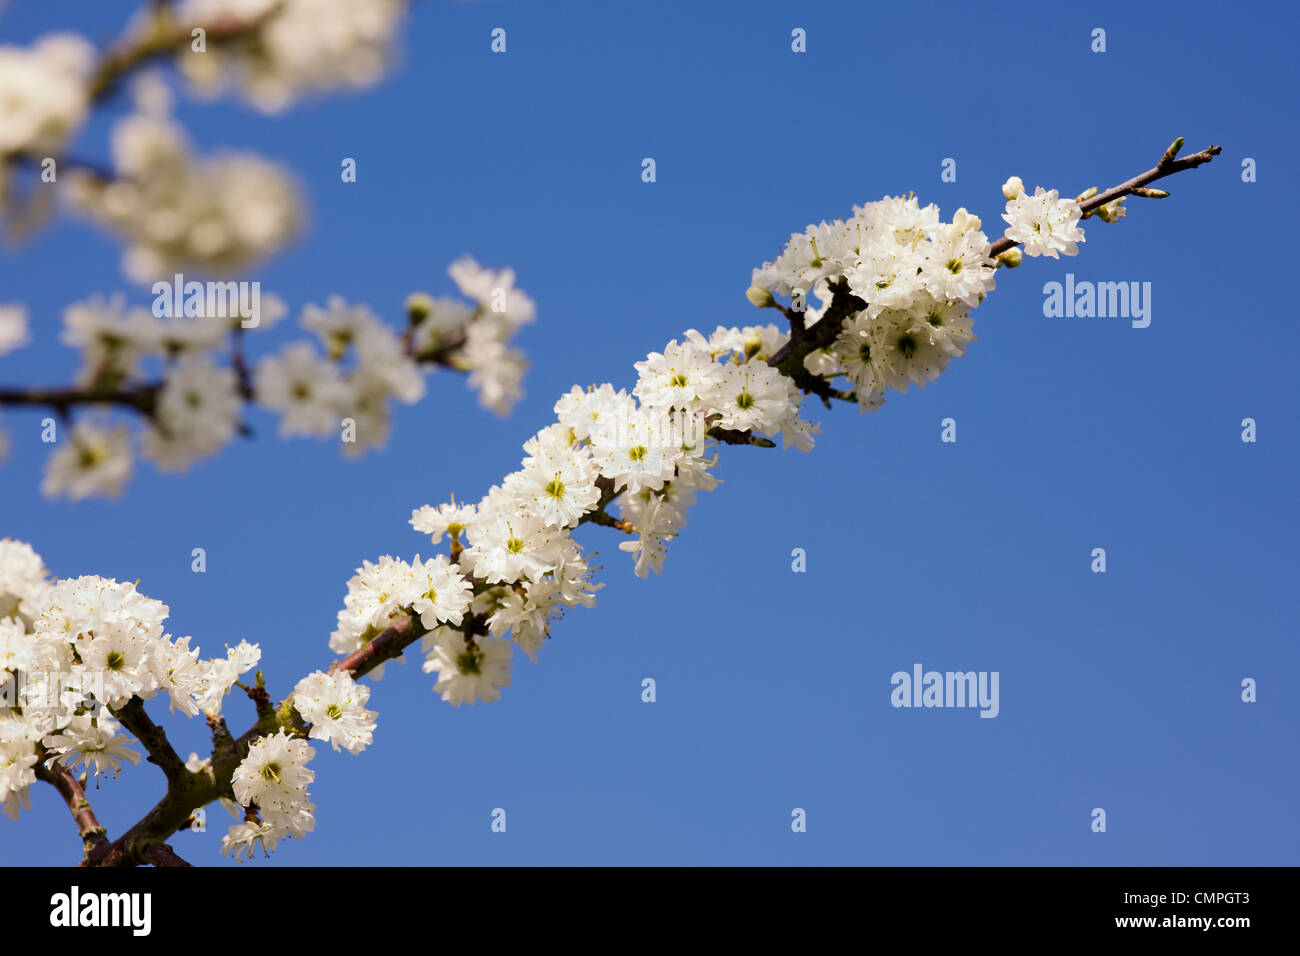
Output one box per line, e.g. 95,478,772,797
896,334,917,359
456,649,482,676
628,445,647,462
261,762,281,783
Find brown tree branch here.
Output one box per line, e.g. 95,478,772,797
34,760,110,861
987,141,1221,257
111,696,190,786
142,842,192,867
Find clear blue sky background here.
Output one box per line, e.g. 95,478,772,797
2,0,1296,866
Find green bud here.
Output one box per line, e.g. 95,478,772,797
1133,187,1170,198
1075,186,1099,203
1160,136,1185,165
995,247,1023,268
746,285,776,309
405,292,435,326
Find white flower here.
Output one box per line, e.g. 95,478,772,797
461,512,565,585
0,34,94,155
407,554,472,629
175,0,407,113
221,819,280,861
195,640,261,716
0,539,50,626
422,629,512,707
40,421,133,501
447,256,536,329
42,715,142,780
60,295,159,386
330,555,418,670
410,501,477,545
875,309,950,393
292,670,377,755
589,405,683,495
633,339,724,410
0,305,29,355
712,362,796,435
0,714,42,814
505,425,601,529
142,354,242,471
554,384,635,442
66,101,300,282
1002,186,1085,258
254,342,348,437
231,729,315,813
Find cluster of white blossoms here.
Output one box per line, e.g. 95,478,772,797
64,77,301,283
326,188,1095,708
5,176,1118,860
222,730,316,860
3,256,533,498
0,538,263,821
0,34,95,157
334,319,827,706
173,0,408,113
748,195,996,413
0,537,378,859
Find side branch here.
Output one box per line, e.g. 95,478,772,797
34,761,110,860
988,141,1221,257
112,696,190,786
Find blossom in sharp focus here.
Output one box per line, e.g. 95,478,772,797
1001,186,1085,259
292,670,377,755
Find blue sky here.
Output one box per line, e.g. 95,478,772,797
2,0,1297,865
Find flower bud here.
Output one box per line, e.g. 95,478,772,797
405,292,434,326
995,247,1023,268
952,208,982,233
1001,176,1025,200
745,285,776,308
1096,198,1127,223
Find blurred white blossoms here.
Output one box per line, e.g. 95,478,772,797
11,258,534,498
65,77,301,283
0,305,29,355
425,255,535,415
0,34,94,156
40,420,134,500
1001,183,1086,259
175,0,408,113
